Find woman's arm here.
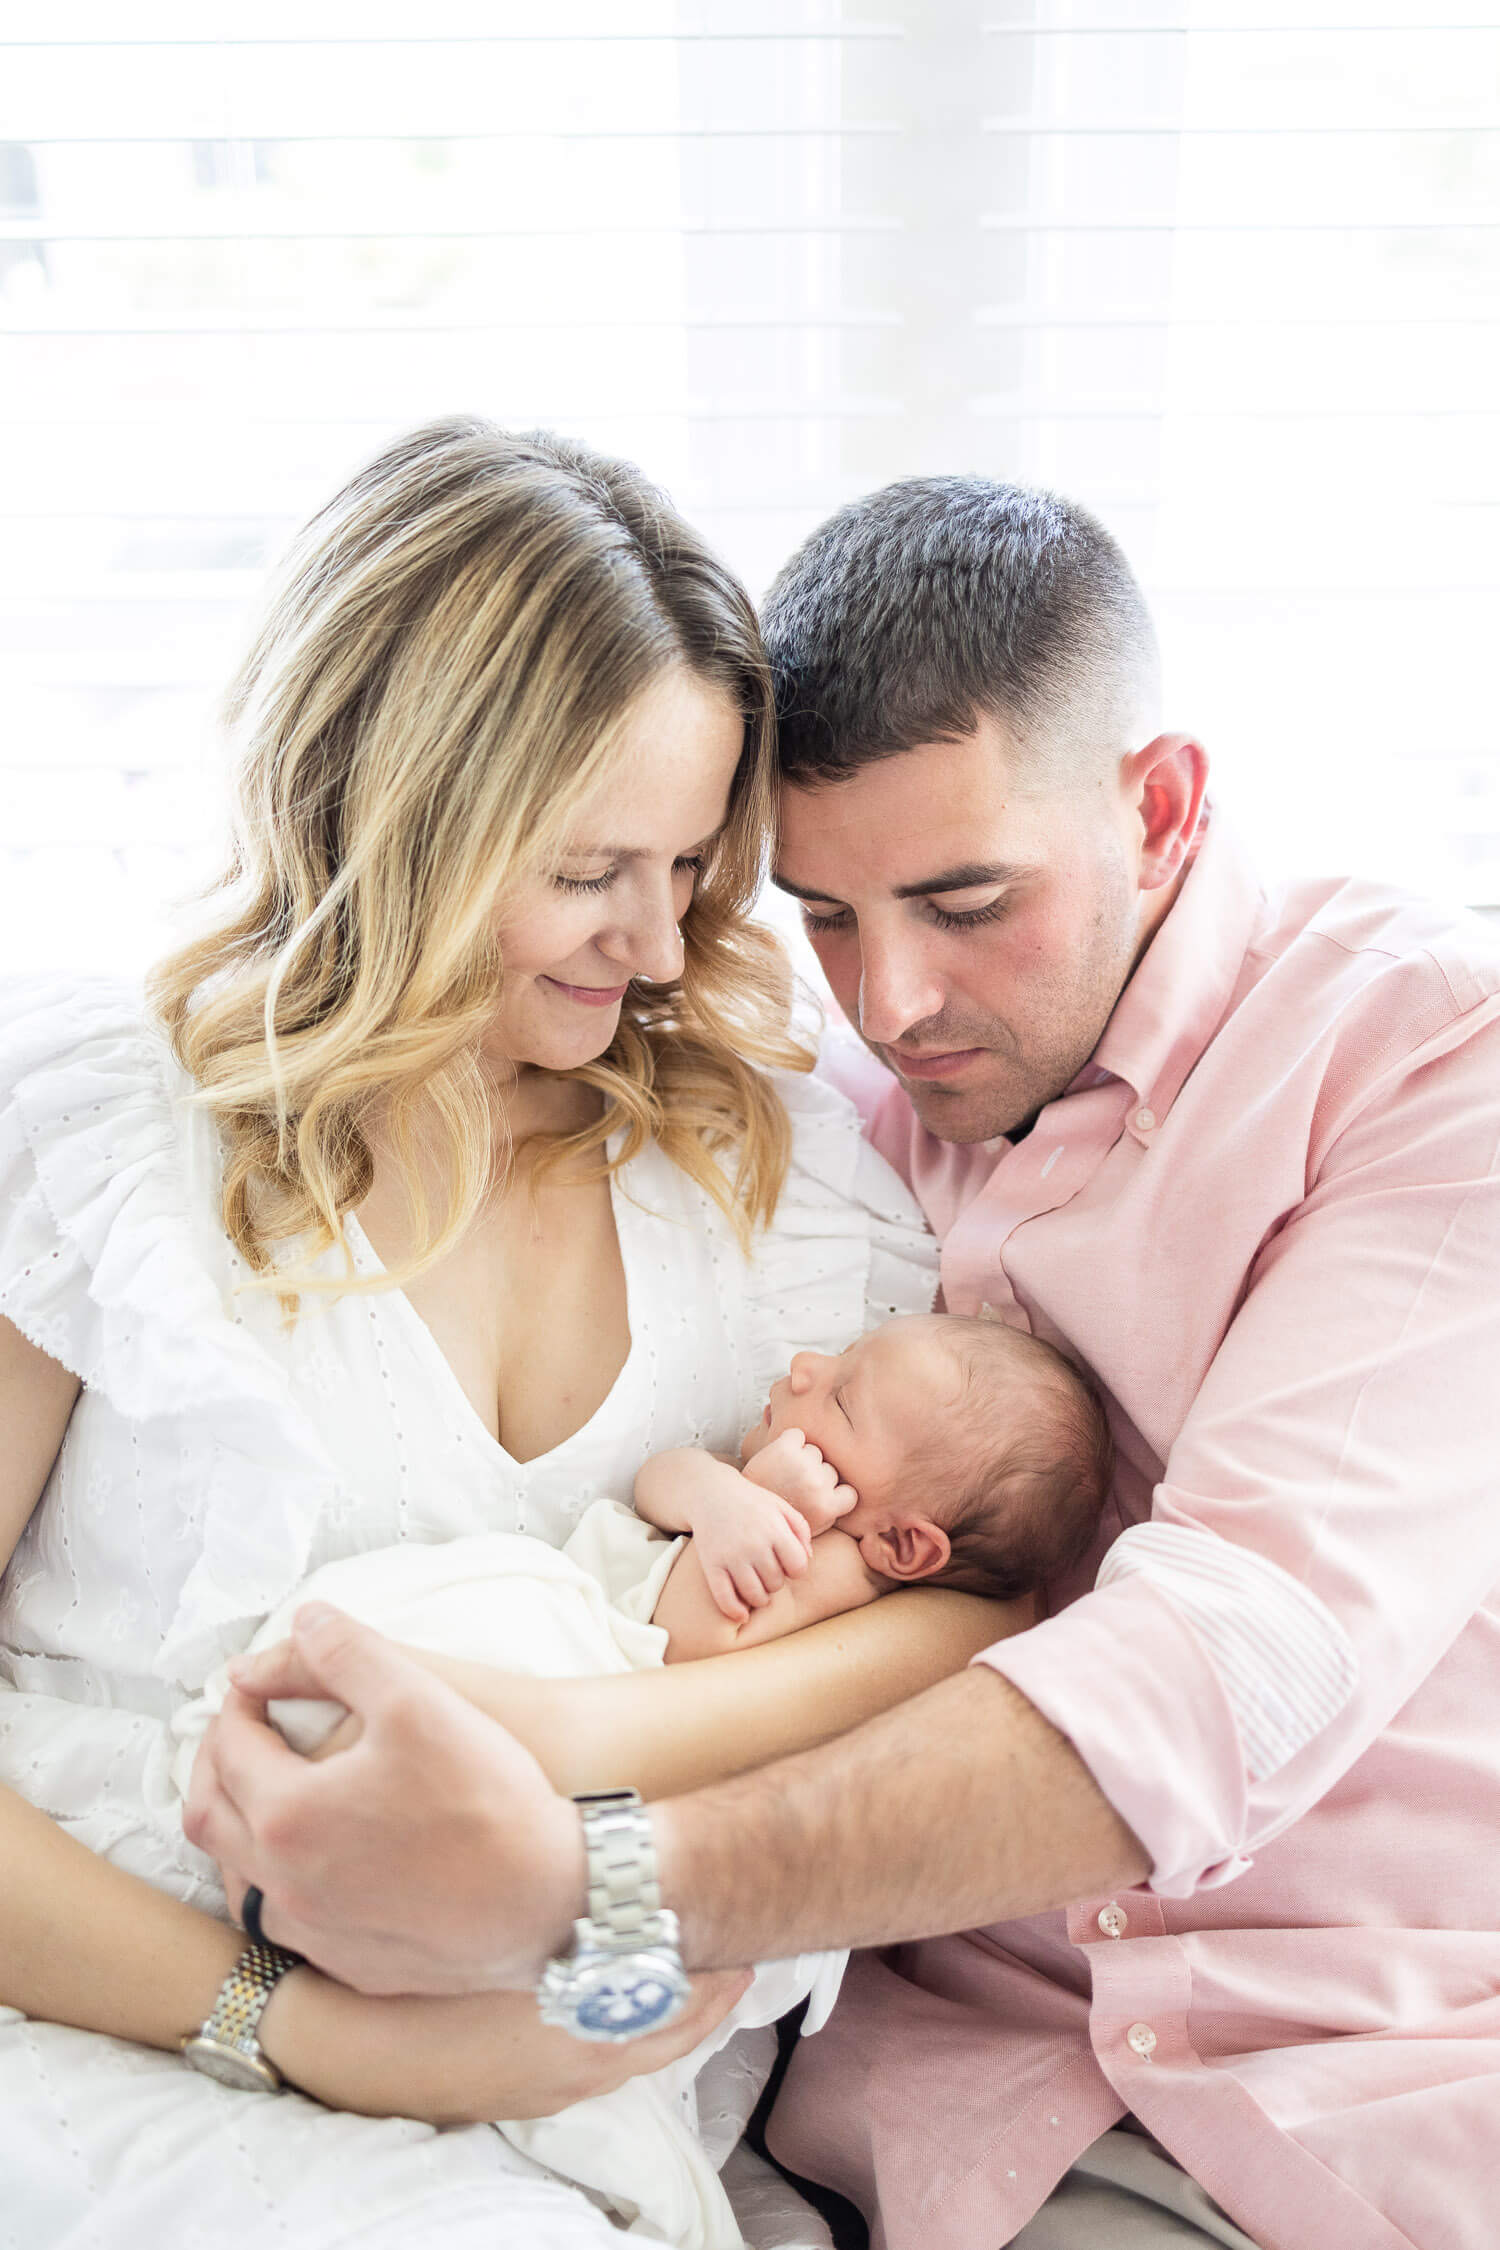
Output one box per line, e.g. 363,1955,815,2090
0,1316,743,2120
0,1769,741,2122
378,1581,1031,1799
0,1315,253,2049
189,1595,1040,1996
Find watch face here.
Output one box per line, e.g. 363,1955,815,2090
181,2035,281,2093
563,1951,691,2043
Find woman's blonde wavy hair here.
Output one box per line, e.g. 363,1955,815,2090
149,416,811,1301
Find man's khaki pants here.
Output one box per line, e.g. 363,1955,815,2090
1010,2128,1261,2248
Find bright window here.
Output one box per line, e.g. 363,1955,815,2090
3,3,1497,973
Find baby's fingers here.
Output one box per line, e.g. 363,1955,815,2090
733,1564,774,1609
771,1521,811,1579
706,1568,750,1625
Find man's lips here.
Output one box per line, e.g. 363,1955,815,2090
543,976,629,1009
884,1045,986,1081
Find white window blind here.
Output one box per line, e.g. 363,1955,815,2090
2,2,1497,975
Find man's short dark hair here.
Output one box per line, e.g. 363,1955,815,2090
762,475,1159,786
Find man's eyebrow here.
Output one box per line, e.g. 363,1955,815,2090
892,861,1027,899
772,861,1025,904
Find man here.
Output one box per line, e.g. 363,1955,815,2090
191,480,1500,2249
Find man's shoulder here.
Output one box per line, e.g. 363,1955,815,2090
1248,871,1500,1051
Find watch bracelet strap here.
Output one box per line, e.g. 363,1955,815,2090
579,1795,672,1950
198,1941,304,2049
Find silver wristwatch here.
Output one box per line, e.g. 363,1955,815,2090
537,1787,691,2043
181,1942,303,2092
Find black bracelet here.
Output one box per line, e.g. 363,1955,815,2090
241,1885,270,1949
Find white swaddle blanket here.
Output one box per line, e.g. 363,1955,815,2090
172,1501,845,2250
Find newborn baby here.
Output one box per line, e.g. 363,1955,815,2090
640,1311,1114,1655
171,1312,1111,2250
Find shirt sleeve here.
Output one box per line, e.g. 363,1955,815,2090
976,995,1500,1897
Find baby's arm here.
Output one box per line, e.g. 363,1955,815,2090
634,1447,815,1623
651,1526,885,1664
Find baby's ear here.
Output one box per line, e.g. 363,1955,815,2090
861,1516,952,1583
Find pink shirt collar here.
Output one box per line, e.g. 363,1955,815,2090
1084,810,1263,1124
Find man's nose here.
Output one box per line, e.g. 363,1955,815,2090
856,932,945,1046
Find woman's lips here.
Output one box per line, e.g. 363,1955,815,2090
887,1046,985,1081
543,976,629,1009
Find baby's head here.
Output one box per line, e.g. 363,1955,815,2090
745,1314,1113,1599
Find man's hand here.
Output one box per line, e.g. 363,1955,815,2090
184,1602,583,1994
741,1427,858,1537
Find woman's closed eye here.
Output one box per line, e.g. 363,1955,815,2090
555,852,706,897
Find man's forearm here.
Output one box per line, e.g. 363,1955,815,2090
651,1663,1150,1965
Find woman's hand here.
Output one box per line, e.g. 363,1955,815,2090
261,1959,752,2127
185,1603,585,1994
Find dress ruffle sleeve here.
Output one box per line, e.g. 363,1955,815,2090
739,1067,938,1399
0,979,353,1689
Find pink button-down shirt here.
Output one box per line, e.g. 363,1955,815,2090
771,818,1500,2250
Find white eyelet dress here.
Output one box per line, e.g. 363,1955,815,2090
0,980,937,2250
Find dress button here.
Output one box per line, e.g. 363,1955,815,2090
1097,1903,1128,1939
1126,2022,1158,2059
1133,1107,1156,1133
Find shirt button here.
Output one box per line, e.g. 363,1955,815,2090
1133,1107,1157,1133
1097,1903,1128,1939
1127,2022,1158,2059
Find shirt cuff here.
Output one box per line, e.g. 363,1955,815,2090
975,1536,1350,1898
1097,1522,1357,1784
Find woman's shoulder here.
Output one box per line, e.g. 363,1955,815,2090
0,972,176,1088
0,975,202,1221
733,1060,939,1379
0,976,364,1687
763,1061,929,1233
0,975,227,1412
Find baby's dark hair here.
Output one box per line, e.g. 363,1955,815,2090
919,1318,1113,1599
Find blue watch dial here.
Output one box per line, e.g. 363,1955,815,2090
576,1969,679,2037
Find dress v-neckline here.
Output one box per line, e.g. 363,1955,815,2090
342,1151,641,1472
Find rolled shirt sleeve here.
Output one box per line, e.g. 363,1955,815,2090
978,1001,1500,1897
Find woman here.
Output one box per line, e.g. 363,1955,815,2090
0,419,1010,2246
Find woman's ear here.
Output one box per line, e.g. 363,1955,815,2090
859,1516,952,1583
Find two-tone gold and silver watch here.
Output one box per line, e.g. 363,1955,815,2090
181,1941,303,2092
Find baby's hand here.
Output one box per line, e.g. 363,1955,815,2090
688,1475,815,1624
740,1428,858,1536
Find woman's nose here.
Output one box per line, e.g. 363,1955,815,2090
602,881,685,984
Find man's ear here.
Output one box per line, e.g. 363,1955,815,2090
859,1516,952,1583
1123,733,1209,895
